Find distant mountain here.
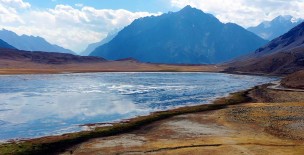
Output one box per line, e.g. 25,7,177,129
91,5,267,64
0,48,105,64
0,29,75,54
81,31,118,56
0,39,15,49
226,22,304,75
247,15,303,41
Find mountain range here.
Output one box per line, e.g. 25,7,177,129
81,31,118,56
90,6,267,64
248,15,303,41
0,29,75,54
227,21,304,75
0,39,15,49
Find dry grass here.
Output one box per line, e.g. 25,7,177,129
0,60,223,75
281,70,304,89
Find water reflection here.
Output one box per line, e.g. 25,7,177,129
0,73,277,140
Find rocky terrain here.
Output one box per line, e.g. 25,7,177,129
281,70,304,89
226,22,304,75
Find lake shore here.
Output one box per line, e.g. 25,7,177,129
0,83,252,154
0,60,223,75
61,84,304,155
1,83,304,154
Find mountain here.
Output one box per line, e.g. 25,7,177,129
81,31,118,56
0,48,105,65
0,39,15,49
90,6,267,64
248,15,303,41
226,22,304,75
0,29,75,54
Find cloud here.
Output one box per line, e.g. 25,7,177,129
170,0,304,27
0,0,30,24
0,0,30,8
75,3,84,8
0,2,160,53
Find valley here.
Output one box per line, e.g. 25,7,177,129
0,3,303,155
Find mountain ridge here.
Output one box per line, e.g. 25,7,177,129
0,29,75,55
0,48,105,64
90,5,267,64
248,15,303,41
226,22,304,75
0,39,15,49
81,31,118,56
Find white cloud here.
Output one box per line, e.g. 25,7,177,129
75,3,84,8
0,2,160,53
0,0,30,24
170,0,304,27
0,0,30,8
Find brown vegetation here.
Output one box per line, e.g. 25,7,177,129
224,49,304,75
281,70,304,89
0,49,222,74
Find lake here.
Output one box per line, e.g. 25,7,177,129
0,72,277,141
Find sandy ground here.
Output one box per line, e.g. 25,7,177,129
0,60,223,74
61,86,304,155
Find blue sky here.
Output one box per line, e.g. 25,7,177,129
26,0,175,12
0,0,304,53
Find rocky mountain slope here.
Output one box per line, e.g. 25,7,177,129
91,6,267,64
226,22,304,75
281,70,304,89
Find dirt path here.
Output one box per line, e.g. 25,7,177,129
268,81,304,92
62,98,304,154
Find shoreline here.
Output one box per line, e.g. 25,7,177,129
0,68,283,77
1,83,303,154
62,84,304,155
0,87,253,154
0,80,264,143
0,70,300,154
0,60,224,75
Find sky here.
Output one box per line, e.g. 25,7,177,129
0,0,304,53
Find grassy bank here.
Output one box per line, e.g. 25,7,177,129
0,89,252,155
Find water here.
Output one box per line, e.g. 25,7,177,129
0,72,277,141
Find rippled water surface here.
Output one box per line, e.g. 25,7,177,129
0,72,277,140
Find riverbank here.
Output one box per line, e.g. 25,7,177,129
61,84,304,155
0,86,251,155
1,83,304,154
